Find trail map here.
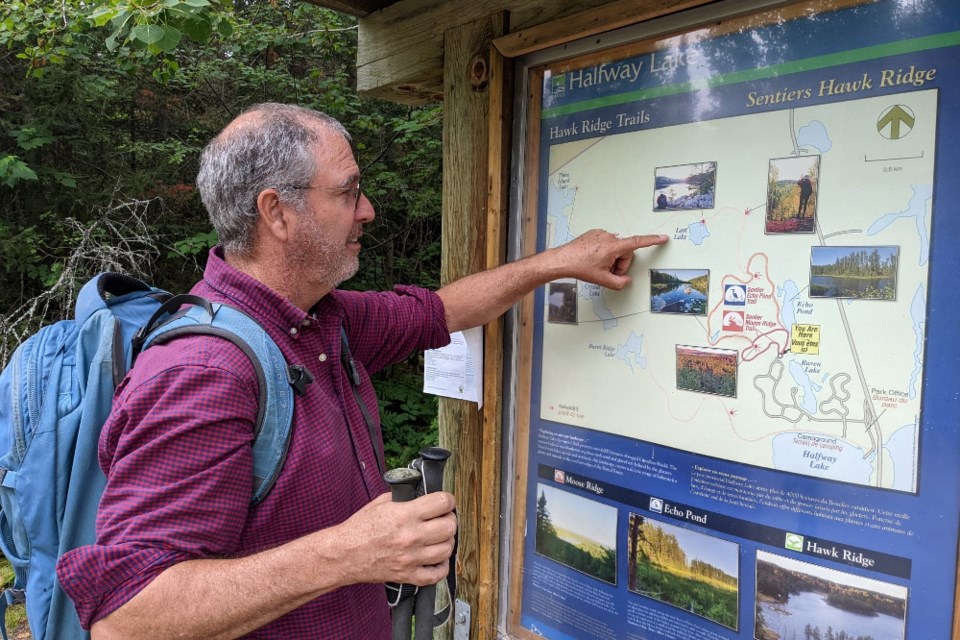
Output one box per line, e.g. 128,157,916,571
539,90,935,492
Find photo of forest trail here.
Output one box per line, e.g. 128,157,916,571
627,514,739,630
676,346,738,397
766,156,820,233
755,552,907,640
535,485,617,584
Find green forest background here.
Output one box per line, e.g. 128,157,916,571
0,0,444,462
0,2,443,634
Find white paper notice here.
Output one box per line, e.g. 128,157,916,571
422,327,483,407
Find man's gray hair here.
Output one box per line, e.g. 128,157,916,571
196,103,351,256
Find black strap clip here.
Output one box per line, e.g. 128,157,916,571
286,365,315,397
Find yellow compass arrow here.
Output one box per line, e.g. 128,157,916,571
877,105,916,140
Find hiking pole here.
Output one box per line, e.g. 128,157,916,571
385,467,422,640
411,447,451,640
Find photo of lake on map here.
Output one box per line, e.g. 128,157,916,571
755,550,907,640
534,483,618,584
675,345,738,398
651,268,709,315
627,514,740,630
809,246,899,300
653,161,717,210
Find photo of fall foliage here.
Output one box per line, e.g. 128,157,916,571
675,345,738,397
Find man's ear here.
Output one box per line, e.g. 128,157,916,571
256,188,293,243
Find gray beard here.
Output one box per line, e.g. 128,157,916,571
289,217,360,292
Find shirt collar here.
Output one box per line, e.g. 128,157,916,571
201,246,342,333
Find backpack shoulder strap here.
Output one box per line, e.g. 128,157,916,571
137,296,295,505
339,327,384,477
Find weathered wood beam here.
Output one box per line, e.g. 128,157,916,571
494,0,718,58
301,0,393,18
477,40,512,639
357,0,618,103
438,10,507,639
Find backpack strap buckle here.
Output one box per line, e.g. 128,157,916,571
286,365,315,397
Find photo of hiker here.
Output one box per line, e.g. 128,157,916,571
547,281,578,324
766,155,820,233
627,513,739,630
653,161,717,210
535,483,618,585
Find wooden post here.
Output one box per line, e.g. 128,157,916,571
439,10,507,640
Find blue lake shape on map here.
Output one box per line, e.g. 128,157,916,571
780,280,821,412
579,283,618,330
866,184,932,265
885,423,917,492
909,285,925,399
546,179,576,250
615,331,648,373
688,221,710,245
778,280,800,329
788,359,820,414
771,432,873,484
796,120,832,152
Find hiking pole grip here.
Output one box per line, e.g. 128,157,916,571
417,447,450,495
413,447,451,640
385,467,422,640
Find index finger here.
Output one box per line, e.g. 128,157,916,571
622,234,669,251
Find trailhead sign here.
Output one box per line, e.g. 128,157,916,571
511,1,960,639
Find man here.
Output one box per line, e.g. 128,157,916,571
797,174,814,217
56,103,667,639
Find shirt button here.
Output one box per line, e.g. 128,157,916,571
360,461,366,470
318,353,327,362
301,319,311,327
289,327,298,336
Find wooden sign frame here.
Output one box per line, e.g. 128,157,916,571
497,1,960,638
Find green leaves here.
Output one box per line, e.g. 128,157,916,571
376,371,440,469
85,0,230,63
170,230,218,258
0,155,38,188
131,23,165,45
12,126,55,151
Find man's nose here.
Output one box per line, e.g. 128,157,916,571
356,192,375,223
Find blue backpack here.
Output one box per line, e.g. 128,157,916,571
0,272,299,640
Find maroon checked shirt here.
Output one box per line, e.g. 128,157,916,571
56,248,450,638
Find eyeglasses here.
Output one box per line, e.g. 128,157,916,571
284,179,363,210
